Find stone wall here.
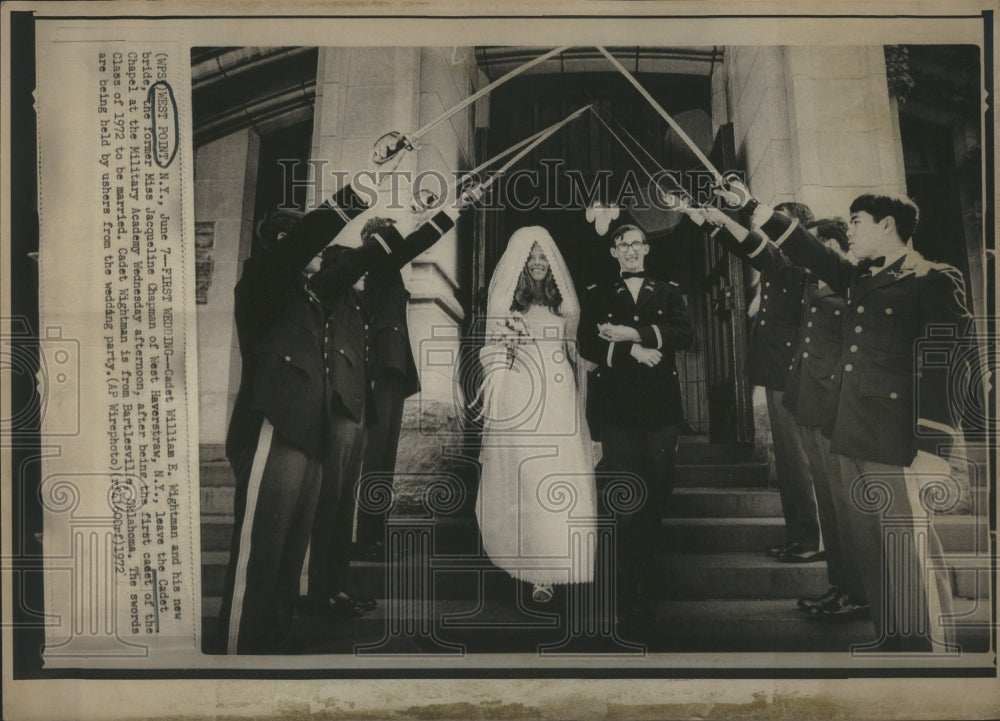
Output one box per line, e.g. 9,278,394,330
194,129,259,445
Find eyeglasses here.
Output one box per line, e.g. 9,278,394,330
614,240,645,251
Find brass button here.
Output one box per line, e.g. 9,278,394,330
834,310,841,316
805,337,811,343
802,352,809,358
785,341,792,347
885,308,893,315
806,321,813,328
657,309,664,315
763,294,769,300
845,363,854,371
765,281,771,288
284,355,292,362
364,324,369,330
607,313,613,318
854,325,863,334
760,320,766,326
633,315,640,321
857,305,865,314
850,345,858,353
339,349,345,355
811,307,817,314
890,391,898,399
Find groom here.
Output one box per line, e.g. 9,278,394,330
579,224,694,632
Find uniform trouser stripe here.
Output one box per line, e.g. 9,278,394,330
227,418,275,654
839,455,955,652
903,465,953,647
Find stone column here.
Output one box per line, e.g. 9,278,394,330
782,46,908,219
193,129,260,446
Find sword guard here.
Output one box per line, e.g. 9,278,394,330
373,131,413,165
410,188,440,212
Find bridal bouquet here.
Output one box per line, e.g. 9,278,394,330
492,314,532,369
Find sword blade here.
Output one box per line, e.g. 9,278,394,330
596,46,723,184
410,45,571,144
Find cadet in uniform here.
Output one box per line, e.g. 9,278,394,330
720,182,972,652
747,202,821,562
304,201,471,621
353,216,425,563
688,205,867,615
578,223,694,631
221,179,375,655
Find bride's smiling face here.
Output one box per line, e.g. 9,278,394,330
526,242,550,282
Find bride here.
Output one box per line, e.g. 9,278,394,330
476,226,597,603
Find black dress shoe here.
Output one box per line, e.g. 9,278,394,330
806,593,870,620
778,546,826,563
797,586,840,611
766,541,797,557
344,591,378,612
301,592,368,620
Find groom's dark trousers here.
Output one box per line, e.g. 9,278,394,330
579,274,694,613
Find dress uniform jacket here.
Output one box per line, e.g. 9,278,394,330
784,282,846,429
579,276,695,427
226,184,370,463
363,265,420,399
227,199,455,460
746,260,809,391
709,223,808,391
711,225,840,425
757,211,973,467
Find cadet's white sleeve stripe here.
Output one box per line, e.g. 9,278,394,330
773,218,798,247
227,418,275,654
427,218,444,235
652,325,663,350
747,236,769,258
372,232,392,255
917,418,958,437
330,202,350,224
607,341,615,367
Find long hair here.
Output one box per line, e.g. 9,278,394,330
510,250,564,316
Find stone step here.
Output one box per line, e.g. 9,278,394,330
197,458,772,491
657,515,989,554
199,596,991,655
197,481,989,520
675,439,755,465
199,506,990,556
201,548,991,602
200,444,227,463
201,486,235,516
201,516,234,552
668,487,782,518
200,460,235,487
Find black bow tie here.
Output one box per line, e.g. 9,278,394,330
621,271,646,280
857,256,887,275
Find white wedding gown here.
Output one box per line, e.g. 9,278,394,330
476,304,598,585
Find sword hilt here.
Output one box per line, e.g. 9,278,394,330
372,131,413,165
